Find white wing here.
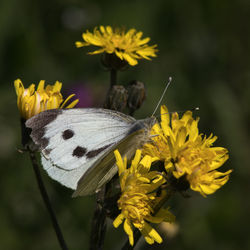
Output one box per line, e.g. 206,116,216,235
26,108,154,195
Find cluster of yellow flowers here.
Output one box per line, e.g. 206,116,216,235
14,26,232,247
113,105,231,245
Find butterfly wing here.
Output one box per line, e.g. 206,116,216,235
26,108,153,195
73,129,147,196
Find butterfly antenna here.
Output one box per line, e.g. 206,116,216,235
152,77,172,117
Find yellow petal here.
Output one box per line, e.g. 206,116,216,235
160,105,170,136
60,94,76,108
124,219,134,246
139,155,152,172
143,223,163,244
65,99,79,109
189,119,199,141
37,80,45,92
75,41,88,48
52,81,62,92
99,25,105,34
175,127,187,147
115,50,124,60
106,26,113,35
88,48,106,55
14,79,24,96
122,53,138,66
113,213,124,228
114,150,126,175
130,149,142,172
137,37,150,46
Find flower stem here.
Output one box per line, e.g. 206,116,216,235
90,68,119,249
89,187,107,250
110,68,117,87
28,150,68,250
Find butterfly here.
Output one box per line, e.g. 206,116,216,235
26,108,156,196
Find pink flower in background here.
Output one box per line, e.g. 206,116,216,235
64,82,93,108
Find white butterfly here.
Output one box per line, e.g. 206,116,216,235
26,108,155,196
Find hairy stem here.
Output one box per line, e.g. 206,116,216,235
89,68,119,249
89,187,107,250
110,68,117,87
28,150,68,250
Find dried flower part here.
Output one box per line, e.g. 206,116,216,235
113,149,175,246
143,105,232,197
76,26,158,66
14,79,79,120
127,80,146,114
104,85,128,112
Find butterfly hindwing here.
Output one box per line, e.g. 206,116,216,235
41,154,96,190
73,128,147,196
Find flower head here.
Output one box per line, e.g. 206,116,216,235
76,26,157,66
14,79,79,120
113,149,175,246
143,105,232,197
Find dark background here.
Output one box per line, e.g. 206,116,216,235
1,0,249,249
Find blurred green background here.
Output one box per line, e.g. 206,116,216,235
1,0,249,249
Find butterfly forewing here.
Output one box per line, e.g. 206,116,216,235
26,109,135,188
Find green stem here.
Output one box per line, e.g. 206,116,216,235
28,150,68,250
89,187,107,250
110,68,117,87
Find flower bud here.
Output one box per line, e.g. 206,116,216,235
127,80,146,115
104,85,128,112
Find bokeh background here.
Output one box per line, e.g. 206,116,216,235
1,0,249,249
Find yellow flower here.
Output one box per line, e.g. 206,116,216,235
75,26,157,66
14,79,79,120
143,105,232,197
113,149,175,246
143,121,171,164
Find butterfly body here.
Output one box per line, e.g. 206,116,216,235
26,108,155,196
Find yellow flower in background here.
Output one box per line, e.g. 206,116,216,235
75,26,158,66
143,105,232,197
113,149,175,246
14,79,79,120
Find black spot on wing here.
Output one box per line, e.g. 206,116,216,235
62,129,74,140
73,146,87,158
86,143,113,159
